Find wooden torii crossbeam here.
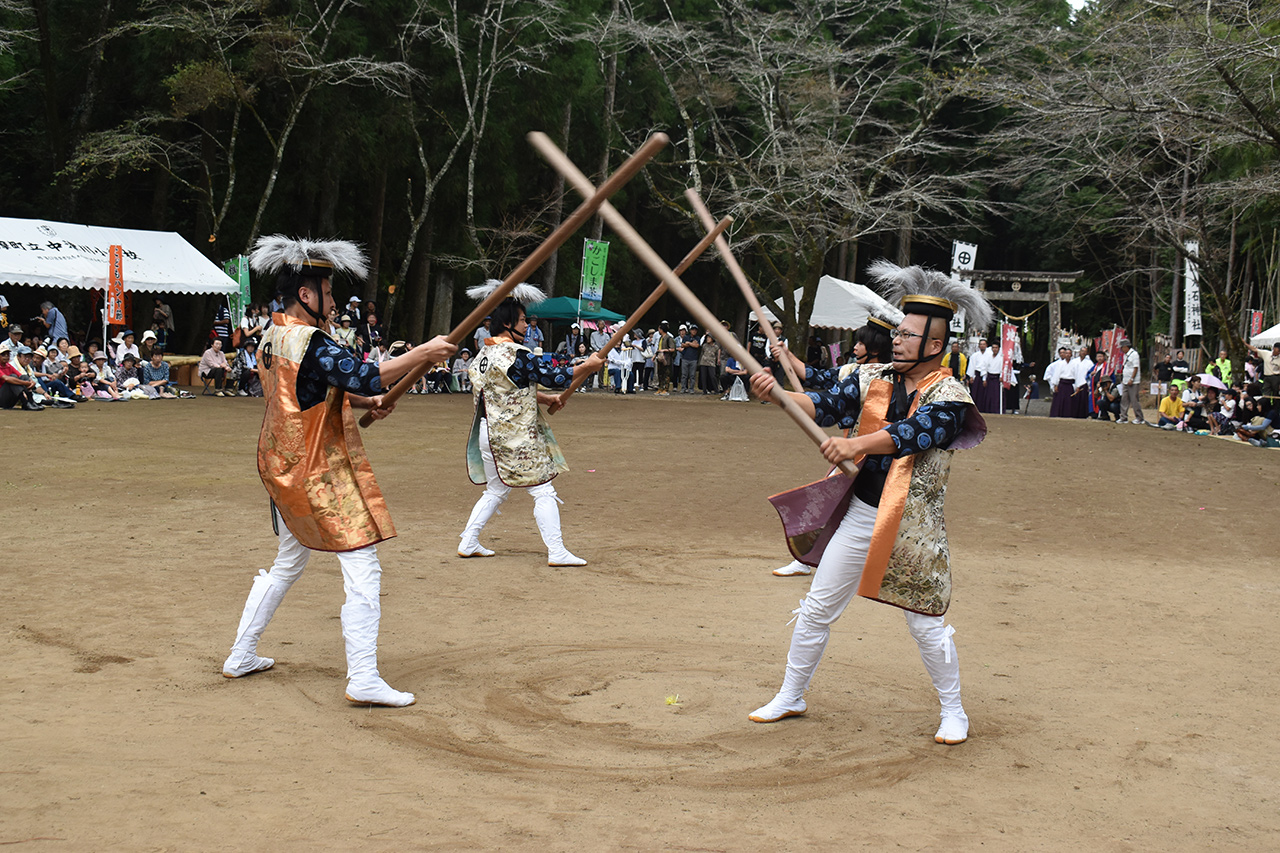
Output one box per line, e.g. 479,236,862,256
955,269,1082,348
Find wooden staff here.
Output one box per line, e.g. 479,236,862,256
358,132,669,428
529,132,857,477
555,214,733,403
684,190,803,393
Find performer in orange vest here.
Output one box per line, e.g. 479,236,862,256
748,261,991,745
222,236,455,707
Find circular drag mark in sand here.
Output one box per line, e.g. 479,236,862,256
362,642,924,789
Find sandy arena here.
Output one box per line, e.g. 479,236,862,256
3,391,1277,851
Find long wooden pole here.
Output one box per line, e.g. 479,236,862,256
555,215,733,402
529,132,857,477
685,190,803,393
359,132,669,428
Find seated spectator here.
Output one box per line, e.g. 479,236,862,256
31,346,79,403
0,346,42,410
2,323,23,360
141,349,177,398
116,353,146,399
199,339,232,396
49,337,71,373
67,346,95,395
113,329,140,367
138,330,158,363
1236,398,1279,445
424,362,452,394
84,339,103,363
334,314,357,349
367,340,390,366
453,348,472,392
1156,385,1184,429
90,352,123,400
234,339,262,397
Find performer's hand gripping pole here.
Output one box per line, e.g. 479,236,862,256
358,133,669,428
529,133,857,477
554,215,732,405
685,191,803,394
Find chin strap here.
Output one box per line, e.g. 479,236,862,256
298,283,328,325
893,315,948,375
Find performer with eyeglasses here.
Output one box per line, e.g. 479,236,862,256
748,261,991,745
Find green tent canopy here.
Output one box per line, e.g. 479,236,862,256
526,296,625,324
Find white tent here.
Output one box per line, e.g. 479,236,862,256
0,217,237,294
1251,322,1280,349
749,275,899,330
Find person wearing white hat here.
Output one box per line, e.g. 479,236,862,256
220,235,455,707
748,261,992,746
458,281,604,566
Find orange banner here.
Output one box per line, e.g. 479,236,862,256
107,245,125,325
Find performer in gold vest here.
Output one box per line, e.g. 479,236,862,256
458,281,603,566
747,261,991,745
222,236,455,707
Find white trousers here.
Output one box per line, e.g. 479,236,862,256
778,496,963,716
247,510,386,684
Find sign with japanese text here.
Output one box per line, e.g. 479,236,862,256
1250,310,1263,336
223,255,250,320
1183,241,1202,337
949,240,977,333
580,239,609,313
107,245,125,324
1000,323,1017,384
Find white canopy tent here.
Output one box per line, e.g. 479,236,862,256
749,275,898,330
1251,322,1280,349
0,217,237,294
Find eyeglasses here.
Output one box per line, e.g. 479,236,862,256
890,328,925,341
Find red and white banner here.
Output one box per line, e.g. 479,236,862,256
1250,311,1264,336
1106,327,1126,376
106,244,125,324
1000,323,1017,384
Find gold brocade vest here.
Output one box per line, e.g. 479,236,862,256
466,340,567,487
848,362,982,616
257,314,395,552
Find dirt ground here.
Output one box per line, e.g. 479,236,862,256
3,389,1278,851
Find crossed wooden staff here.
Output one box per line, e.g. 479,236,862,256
364,130,856,478
527,132,856,477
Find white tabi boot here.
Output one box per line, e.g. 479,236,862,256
907,614,968,744
458,492,504,557
342,597,415,707
533,493,586,566
749,598,830,722
772,559,812,577
223,571,290,677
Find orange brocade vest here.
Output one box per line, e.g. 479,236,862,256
257,313,395,552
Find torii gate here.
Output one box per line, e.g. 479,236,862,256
954,269,1082,348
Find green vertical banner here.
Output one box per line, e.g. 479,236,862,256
223,255,250,319
580,239,609,313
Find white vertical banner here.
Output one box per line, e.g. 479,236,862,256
1183,240,1202,337
950,240,977,333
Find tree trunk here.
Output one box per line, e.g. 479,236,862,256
31,0,69,216
318,167,340,237
406,217,435,343
363,167,388,304
430,269,454,339
542,102,572,296
590,0,620,243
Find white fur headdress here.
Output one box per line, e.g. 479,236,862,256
465,279,547,305
867,260,993,330
249,235,369,279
